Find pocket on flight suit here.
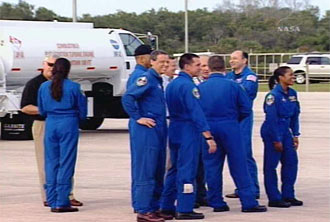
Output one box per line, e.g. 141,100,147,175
144,127,160,181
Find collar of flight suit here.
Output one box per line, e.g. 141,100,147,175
209,73,226,79
135,64,148,72
149,68,163,85
233,66,253,78
178,71,194,82
274,83,295,96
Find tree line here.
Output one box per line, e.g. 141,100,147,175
0,1,329,54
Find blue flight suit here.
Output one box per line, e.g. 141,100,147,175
126,64,148,211
261,84,300,201
38,79,87,208
126,64,148,89
160,71,210,213
199,73,259,210
226,66,260,196
122,68,167,214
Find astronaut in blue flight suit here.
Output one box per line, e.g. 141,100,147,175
261,66,303,208
226,50,260,199
160,53,217,220
125,44,152,212
199,56,267,213
38,58,87,213
122,51,170,222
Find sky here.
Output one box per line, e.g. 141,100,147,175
0,0,329,17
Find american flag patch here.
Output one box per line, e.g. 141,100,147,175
246,75,257,82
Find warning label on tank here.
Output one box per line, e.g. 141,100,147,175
45,43,95,66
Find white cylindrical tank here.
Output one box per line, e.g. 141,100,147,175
0,24,135,96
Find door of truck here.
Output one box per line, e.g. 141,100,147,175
320,57,330,75
118,32,143,77
306,57,323,74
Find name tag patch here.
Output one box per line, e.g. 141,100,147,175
289,96,297,102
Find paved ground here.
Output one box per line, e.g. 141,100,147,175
0,92,329,222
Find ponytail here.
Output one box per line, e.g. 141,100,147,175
51,58,71,101
268,75,276,90
269,66,291,90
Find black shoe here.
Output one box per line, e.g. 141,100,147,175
242,205,267,213
268,200,291,208
225,193,260,199
196,199,208,207
213,205,230,212
193,203,200,209
159,210,175,217
225,193,239,198
157,210,175,220
283,198,303,206
43,201,49,207
175,211,205,220
51,207,79,213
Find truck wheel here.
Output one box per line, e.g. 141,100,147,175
295,73,306,84
79,117,104,130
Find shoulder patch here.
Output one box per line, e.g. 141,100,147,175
192,87,200,99
136,76,148,86
265,94,275,105
246,75,257,82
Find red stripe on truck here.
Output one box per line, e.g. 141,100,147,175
11,68,21,72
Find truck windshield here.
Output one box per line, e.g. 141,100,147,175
287,57,302,64
119,33,142,56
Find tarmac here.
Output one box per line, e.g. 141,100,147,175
0,92,329,222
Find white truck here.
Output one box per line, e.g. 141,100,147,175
0,20,144,139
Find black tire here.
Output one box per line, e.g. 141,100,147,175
79,117,104,130
295,73,306,84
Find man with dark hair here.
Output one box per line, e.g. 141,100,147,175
122,50,170,222
194,55,209,209
199,55,267,213
21,55,83,208
160,53,216,220
226,50,260,200
126,44,152,88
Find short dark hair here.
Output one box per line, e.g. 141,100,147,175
242,51,248,60
179,53,199,69
208,55,225,72
150,50,168,61
169,55,175,60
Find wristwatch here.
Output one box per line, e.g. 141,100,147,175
205,137,213,141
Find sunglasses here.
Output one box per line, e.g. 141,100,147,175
46,62,54,67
